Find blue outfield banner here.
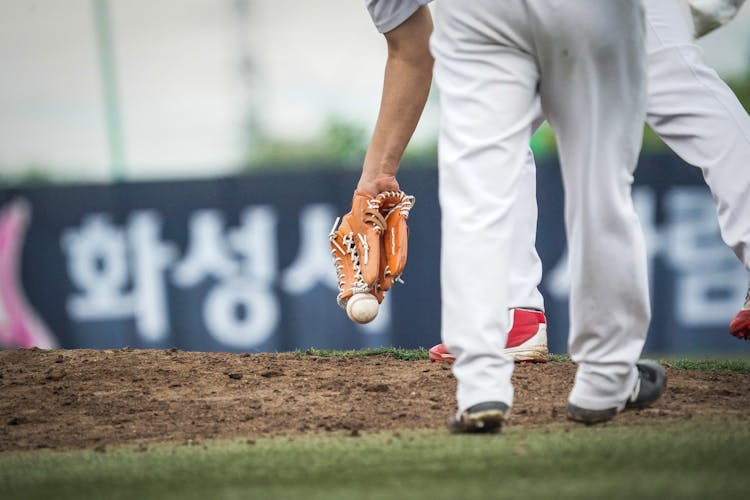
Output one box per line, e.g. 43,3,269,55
0,153,748,356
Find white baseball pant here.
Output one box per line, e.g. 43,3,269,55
645,0,750,270
432,0,649,412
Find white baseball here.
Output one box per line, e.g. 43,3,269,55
346,293,379,324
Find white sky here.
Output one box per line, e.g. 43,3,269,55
0,0,748,182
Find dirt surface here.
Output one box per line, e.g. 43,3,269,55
1,348,748,452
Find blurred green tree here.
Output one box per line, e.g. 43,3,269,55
243,79,749,171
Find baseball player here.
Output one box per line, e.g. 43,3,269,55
362,0,551,365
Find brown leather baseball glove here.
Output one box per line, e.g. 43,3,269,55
329,190,415,309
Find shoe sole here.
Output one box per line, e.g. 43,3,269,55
429,326,549,364
504,344,549,364
566,405,618,424
450,409,508,434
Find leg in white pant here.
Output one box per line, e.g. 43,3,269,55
432,0,649,413
645,0,750,270
531,0,650,411
509,149,545,312
432,0,541,412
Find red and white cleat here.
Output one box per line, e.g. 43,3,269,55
729,285,750,340
428,343,455,363
729,309,750,341
730,310,750,340
429,308,548,364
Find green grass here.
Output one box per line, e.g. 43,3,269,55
296,347,430,361
1,417,747,500
295,348,750,371
661,358,750,372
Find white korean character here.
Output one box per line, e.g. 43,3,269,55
172,210,238,287
281,204,339,294
230,206,278,283
203,277,279,349
196,206,280,348
127,212,177,342
63,215,133,319
62,211,175,343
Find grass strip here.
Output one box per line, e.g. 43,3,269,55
661,358,750,372
295,348,750,371
295,347,430,361
1,417,746,500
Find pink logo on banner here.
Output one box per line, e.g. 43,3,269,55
0,198,57,349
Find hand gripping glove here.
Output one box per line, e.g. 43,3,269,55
329,190,415,309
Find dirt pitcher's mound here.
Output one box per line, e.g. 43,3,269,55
1,349,748,451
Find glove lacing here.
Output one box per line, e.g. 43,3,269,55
329,194,413,309
329,217,377,309
376,192,415,284
376,191,415,219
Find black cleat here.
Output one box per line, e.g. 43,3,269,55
567,360,666,424
449,401,509,434
625,359,667,409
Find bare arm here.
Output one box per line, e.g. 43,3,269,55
356,5,434,196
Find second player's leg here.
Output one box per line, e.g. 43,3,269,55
645,0,750,270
